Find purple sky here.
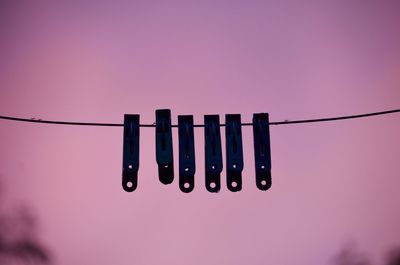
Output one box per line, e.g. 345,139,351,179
1,1,400,265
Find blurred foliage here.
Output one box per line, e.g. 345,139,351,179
333,243,371,265
386,249,400,265
0,179,51,265
332,243,400,265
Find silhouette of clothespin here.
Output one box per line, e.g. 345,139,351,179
204,115,223,193
156,109,174,185
225,114,243,192
122,114,140,192
253,113,272,190
178,115,195,193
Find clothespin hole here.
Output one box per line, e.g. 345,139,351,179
184,167,189,172
128,165,133,169
261,165,265,169
231,181,237,188
184,183,190,189
164,164,169,168
210,182,216,189
126,181,133,188
261,180,267,186
211,165,216,170
233,164,237,169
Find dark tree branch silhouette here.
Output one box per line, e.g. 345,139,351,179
0,178,52,264
332,243,400,265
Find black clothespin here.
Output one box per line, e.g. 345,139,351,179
122,114,140,192
225,114,243,192
204,115,223,193
178,115,195,193
156,109,174,184
253,113,272,190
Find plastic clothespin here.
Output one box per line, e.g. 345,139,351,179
225,114,243,192
204,115,223,193
253,113,272,191
122,114,140,192
156,109,174,184
178,115,196,193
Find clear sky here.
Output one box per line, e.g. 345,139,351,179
1,1,400,265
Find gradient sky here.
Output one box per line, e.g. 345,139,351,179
1,1,400,265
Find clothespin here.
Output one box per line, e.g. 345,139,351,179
225,114,243,192
156,109,174,184
122,114,140,192
178,115,195,193
204,115,223,193
253,113,272,190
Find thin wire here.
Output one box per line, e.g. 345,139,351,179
0,109,399,127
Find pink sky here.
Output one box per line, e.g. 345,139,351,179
1,1,400,265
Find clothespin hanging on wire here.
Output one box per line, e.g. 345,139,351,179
253,113,272,190
122,114,140,192
156,109,174,185
225,114,243,192
178,115,196,193
204,115,223,193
